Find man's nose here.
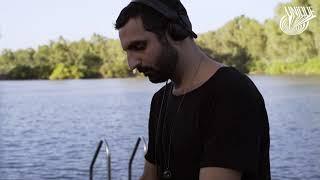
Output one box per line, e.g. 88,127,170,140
127,52,141,70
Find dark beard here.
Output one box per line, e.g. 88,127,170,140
137,42,178,83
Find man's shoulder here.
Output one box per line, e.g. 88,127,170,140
215,67,259,92
208,66,263,102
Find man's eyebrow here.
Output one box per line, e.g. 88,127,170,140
123,40,147,51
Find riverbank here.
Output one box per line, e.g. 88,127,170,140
1,57,320,80
250,57,320,76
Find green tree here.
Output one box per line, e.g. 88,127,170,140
49,63,84,80
7,65,36,79
48,36,76,67
197,15,263,73
0,49,15,75
100,39,131,77
308,0,320,55
79,52,103,78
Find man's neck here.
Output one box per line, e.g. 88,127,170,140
170,41,205,94
170,41,223,96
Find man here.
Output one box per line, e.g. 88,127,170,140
115,0,270,179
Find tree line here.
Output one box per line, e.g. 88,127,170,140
0,0,319,80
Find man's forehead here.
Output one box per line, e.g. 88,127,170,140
119,17,148,49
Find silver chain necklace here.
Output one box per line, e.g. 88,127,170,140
161,58,203,179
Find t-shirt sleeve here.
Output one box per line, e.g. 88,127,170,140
200,80,262,174
144,93,158,164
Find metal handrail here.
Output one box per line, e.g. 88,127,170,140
128,137,141,180
89,140,103,180
104,139,111,180
140,136,147,155
128,136,148,180
89,136,147,180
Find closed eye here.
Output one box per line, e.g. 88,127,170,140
127,40,147,51
135,42,146,50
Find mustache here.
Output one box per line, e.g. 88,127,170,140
136,65,154,73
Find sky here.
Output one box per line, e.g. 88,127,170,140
0,0,290,50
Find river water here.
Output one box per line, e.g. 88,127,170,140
0,75,319,180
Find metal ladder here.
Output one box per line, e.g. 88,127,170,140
89,136,147,180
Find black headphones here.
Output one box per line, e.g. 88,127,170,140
131,0,197,41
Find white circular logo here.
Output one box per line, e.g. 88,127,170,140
280,6,316,35
280,15,310,35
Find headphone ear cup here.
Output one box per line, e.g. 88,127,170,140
168,23,189,41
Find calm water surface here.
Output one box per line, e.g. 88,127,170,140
0,76,319,180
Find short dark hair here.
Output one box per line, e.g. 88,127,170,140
115,1,190,40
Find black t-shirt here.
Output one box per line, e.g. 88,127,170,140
145,66,270,180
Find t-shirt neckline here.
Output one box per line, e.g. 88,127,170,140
170,66,232,98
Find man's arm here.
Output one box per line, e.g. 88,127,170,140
199,167,241,180
140,160,158,180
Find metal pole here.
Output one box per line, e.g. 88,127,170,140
128,137,141,180
140,136,147,155
104,139,111,180
89,140,103,180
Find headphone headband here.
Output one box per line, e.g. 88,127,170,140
131,0,197,38
131,0,178,21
